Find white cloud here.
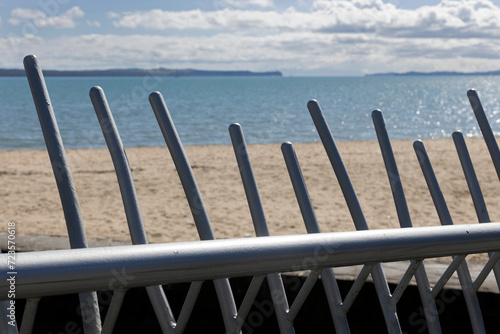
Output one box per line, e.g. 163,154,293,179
109,0,500,39
4,1,500,75
112,9,213,30
3,29,500,75
86,20,101,28
9,6,84,29
107,12,120,19
214,0,274,9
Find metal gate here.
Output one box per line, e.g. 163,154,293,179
1,55,500,333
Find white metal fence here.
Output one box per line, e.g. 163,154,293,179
1,55,500,333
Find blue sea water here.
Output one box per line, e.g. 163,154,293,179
1,75,500,150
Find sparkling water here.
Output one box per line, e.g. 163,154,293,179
1,75,500,150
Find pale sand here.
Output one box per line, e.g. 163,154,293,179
3,137,500,291
1,137,499,249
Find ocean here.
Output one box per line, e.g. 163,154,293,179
1,75,500,150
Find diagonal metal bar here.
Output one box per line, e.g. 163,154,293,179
229,123,294,334
149,92,215,240
23,55,101,334
308,100,401,333
175,281,204,333
281,141,351,333
281,142,321,231
307,100,369,227
453,131,500,292
465,91,500,290
453,132,490,224
372,109,441,334
101,289,127,334
90,86,150,243
474,252,500,292
341,264,374,315
287,270,321,322
391,260,422,306
467,89,500,181
228,123,270,236
235,275,266,331
19,298,40,334
90,86,176,333
414,139,485,333
149,91,239,334
431,255,466,298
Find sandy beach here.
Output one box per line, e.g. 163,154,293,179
1,137,499,248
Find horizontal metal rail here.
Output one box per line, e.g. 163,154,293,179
2,223,500,300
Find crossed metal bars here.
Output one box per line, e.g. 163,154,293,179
1,54,500,333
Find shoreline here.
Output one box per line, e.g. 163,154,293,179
1,138,499,255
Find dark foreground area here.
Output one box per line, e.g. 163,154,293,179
14,275,500,333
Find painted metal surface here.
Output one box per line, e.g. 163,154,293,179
23,55,101,334
229,123,294,333
90,86,176,333
2,223,500,300
308,100,401,333
372,109,441,334
414,140,485,333
149,91,240,333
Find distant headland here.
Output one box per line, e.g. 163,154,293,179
0,68,282,77
366,70,500,76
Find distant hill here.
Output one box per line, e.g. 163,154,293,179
0,68,283,77
367,70,500,76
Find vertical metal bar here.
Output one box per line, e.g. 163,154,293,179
149,91,239,334
452,131,500,291
320,268,351,333
281,141,351,333
23,55,88,247
372,109,441,334
19,298,40,334
90,86,176,333
229,123,294,334
307,100,400,333
23,55,101,334
413,140,485,333
101,289,127,334
467,89,500,181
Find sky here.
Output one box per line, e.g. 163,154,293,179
2,0,500,76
